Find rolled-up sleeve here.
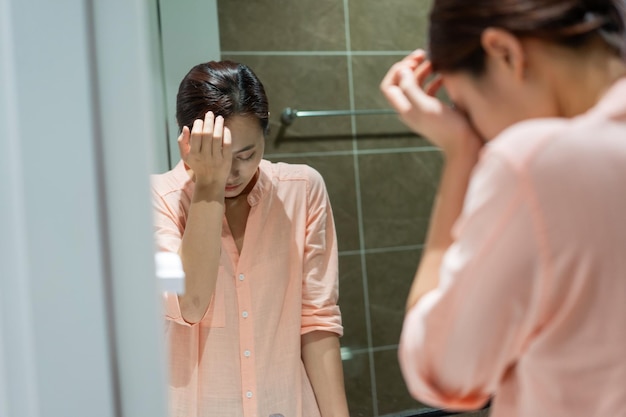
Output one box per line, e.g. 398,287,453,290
150,181,193,327
399,153,546,410
300,168,343,336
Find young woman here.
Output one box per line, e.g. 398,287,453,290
381,1,626,416
152,61,349,417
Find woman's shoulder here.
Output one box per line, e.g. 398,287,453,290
264,160,325,184
485,117,570,170
150,160,190,197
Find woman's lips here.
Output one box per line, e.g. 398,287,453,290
225,184,240,191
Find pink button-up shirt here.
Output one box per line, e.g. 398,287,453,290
151,160,343,417
399,78,626,417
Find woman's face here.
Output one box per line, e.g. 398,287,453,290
442,71,544,141
442,53,559,141
223,115,265,198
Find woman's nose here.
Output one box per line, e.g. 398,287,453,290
228,164,239,179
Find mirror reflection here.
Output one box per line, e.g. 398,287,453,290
151,1,477,416
153,0,626,415
153,59,348,417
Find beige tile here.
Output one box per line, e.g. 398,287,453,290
366,249,422,347
359,151,443,249
352,55,406,110
342,351,374,417
338,255,368,349
222,54,354,154
349,0,432,51
218,0,346,51
374,349,426,415
351,55,435,149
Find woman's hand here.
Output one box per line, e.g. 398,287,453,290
380,50,482,157
178,111,232,187
176,112,232,323
382,51,484,312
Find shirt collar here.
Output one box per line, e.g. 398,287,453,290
588,76,626,120
247,159,272,206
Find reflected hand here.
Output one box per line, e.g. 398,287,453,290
178,111,232,187
380,50,482,156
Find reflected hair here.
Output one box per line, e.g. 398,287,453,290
428,0,626,75
176,60,270,135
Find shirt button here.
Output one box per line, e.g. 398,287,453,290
244,350,251,357
242,311,248,318
238,273,245,281
246,391,253,398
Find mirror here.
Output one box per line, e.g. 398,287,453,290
150,1,486,416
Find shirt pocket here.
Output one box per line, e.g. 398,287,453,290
199,267,226,328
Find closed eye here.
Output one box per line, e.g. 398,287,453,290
238,152,255,161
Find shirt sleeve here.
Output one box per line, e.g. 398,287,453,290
398,152,546,410
300,167,343,336
151,180,195,327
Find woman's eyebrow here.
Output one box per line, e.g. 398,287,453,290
233,144,256,154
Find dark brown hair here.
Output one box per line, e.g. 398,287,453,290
428,0,626,75
176,60,270,135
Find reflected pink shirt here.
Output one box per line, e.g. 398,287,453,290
399,78,626,417
151,160,343,417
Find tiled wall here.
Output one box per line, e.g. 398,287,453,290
218,1,487,416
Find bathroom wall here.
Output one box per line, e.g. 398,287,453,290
156,0,221,172
219,1,487,416
1,0,168,416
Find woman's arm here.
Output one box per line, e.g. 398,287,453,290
177,112,232,324
405,144,479,310
300,166,348,416
380,50,482,310
302,331,350,417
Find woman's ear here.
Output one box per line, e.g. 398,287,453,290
481,27,526,81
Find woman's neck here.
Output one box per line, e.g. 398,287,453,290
550,41,626,117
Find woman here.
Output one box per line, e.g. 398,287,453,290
152,61,349,417
381,1,626,416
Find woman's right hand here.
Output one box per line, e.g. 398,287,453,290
178,111,233,188
380,50,482,157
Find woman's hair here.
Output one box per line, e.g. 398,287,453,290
176,60,270,135
428,0,626,75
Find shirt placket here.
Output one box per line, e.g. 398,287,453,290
236,266,257,417
223,214,259,417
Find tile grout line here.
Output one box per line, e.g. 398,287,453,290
342,1,379,415
345,344,399,356
339,244,424,257
264,146,440,159
222,50,415,56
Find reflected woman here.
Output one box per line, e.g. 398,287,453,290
152,61,349,417
381,0,626,416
